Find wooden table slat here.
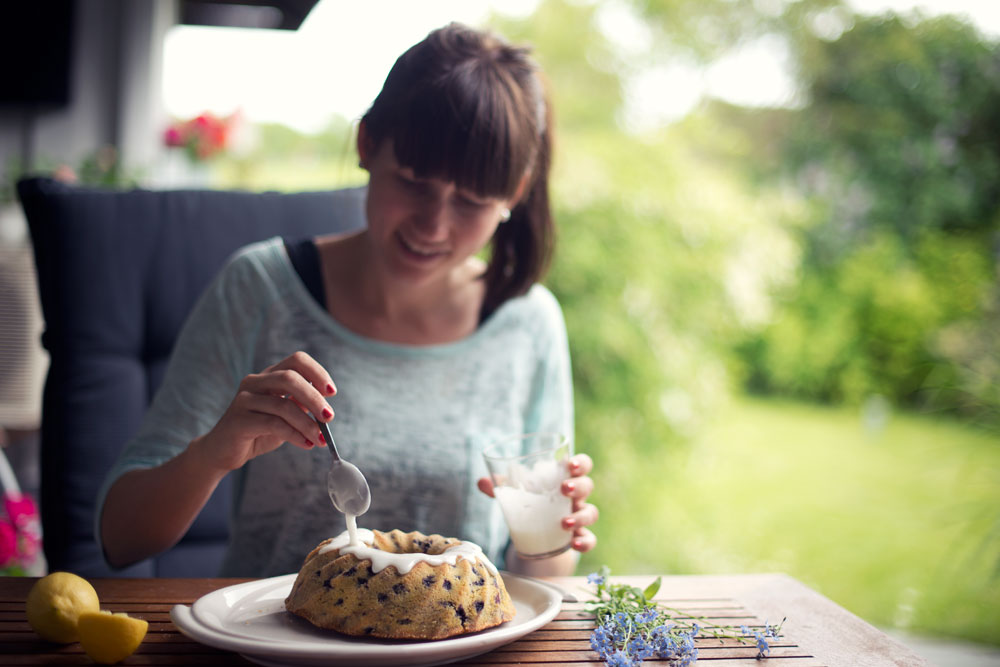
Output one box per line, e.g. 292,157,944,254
466,644,818,662
492,639,806,653
0,574,929,666
458,661,832,667
0,656,249,665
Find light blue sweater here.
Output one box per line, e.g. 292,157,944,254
96,236,574,577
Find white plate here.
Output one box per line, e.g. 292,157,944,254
170,572,563,667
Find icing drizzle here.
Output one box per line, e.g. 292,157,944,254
346,514,359,547
317,529,499,576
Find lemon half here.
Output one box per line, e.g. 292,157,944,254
25,572,101,643
78,610,149,664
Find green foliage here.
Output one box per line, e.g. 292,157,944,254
792,14,1000,241
493,1,623,132
2,146,140,205
626,0,841,60
732,13,1000,423
586,397,1000,645
738,230,995,408
496,2,804,463
212,117,364,191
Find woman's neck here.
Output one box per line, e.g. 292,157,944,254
317,232,485,345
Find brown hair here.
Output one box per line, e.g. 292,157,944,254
361,23,554,320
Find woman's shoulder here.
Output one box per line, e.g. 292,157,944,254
224,237,290,278
503,283,563,318
208,237,299,304
487,283,566,340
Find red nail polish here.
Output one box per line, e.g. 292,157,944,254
565,482,576,493
322,407,333,420
305,439,314,447
564,518,576,528
327,383,336,395
318,432,326,443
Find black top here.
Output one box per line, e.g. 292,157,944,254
284,238,325,307
284,237,492,325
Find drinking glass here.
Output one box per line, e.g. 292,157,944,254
483,432,573,559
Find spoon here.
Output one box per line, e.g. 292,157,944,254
316,417,371,517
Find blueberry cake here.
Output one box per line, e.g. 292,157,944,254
284,529,516,639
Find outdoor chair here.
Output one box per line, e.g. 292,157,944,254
17,177,365,576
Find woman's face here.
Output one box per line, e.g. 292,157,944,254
361,136,512,288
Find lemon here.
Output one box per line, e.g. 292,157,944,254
78,610,149,664
25,571,101,643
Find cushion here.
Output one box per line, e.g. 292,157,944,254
18,177,365,576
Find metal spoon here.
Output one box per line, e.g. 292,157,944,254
316,417,371,517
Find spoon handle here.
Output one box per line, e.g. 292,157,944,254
316,418,341,462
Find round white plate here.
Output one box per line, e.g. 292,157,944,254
170,572,563,667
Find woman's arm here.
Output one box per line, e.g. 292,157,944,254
99,436,227,568
100,351,338,569
485,287,598,576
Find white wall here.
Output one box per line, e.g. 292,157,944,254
0,0,179,435
0,0,179,188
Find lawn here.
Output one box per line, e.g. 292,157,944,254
579,396,1000,645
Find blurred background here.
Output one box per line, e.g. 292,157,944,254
0,0,998,662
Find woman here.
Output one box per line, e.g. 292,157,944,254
98,23,597,577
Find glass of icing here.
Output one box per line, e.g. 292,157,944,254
483,432,573,559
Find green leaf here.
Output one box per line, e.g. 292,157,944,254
643,577,662,602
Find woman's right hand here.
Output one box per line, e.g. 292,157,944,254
191,351,338,473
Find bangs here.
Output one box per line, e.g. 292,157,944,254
369,58,540,200
360,23,555,319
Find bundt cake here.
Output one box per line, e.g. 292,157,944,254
284,528,516,640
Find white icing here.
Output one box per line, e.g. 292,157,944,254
317,529,499,576
346,514,359,547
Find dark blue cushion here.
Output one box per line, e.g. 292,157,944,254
18,177,364,577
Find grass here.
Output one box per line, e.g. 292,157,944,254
579,396,1000,645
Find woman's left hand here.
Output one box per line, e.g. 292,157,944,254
477,453,599,553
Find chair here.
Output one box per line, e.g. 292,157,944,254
17,177,365,577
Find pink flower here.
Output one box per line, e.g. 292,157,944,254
4,492,37,529
164,126,185,147
0,520,17,568
52,164,79,184
18,530,41,562
164,111,239,161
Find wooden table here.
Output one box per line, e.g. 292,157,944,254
0,574,928,666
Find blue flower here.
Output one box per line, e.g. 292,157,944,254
656,630,698,666
605,617,628,643
636,608,659,625
654,633,678,659
588,572,606,585
677,650,699,667
690,622,700,637
756,633,771,658
590,625,613,658
605,648,636,667
628,635,655,660
740,624,751,636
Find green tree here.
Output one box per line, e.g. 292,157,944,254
734,13,1000,422
494,0,803,463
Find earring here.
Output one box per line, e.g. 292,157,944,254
499,208,511,223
